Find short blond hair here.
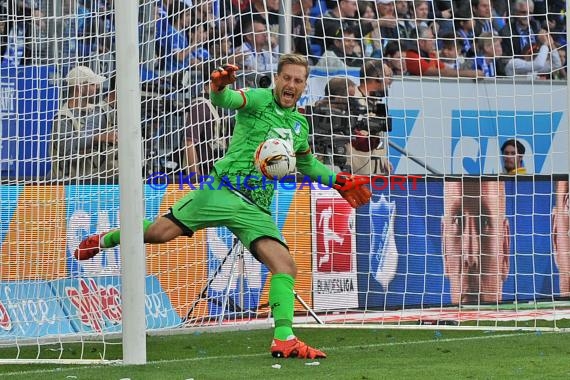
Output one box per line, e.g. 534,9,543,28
277,53,309,79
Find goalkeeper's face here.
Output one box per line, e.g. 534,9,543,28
442,180,510,305
273,63,308,109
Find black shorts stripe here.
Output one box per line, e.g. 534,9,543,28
164,209,194,237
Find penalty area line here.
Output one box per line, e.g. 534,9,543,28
0,331,560,377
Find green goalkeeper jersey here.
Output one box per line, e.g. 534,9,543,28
210,87,329,212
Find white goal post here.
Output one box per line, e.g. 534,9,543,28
0,0,569,365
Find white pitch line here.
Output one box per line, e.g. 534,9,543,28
0,331,565,378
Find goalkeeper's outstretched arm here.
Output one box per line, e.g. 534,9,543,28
296,149,372,208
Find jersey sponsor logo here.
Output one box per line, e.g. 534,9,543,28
315,198,354,273
269,128,294,146
293,121,301,135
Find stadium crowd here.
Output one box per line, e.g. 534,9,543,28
0,0,567,180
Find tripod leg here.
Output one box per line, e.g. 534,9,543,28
185,237,236,321
219,242,241,322
294,291,324,325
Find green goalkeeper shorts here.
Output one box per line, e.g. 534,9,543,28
165,180,286,253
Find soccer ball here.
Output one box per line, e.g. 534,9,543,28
254,138,296,179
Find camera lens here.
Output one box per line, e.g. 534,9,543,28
258,75,271,88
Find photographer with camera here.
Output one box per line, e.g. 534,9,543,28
307,77,357,172
348,59,393,175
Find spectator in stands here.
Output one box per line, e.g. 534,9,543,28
442,179,510,305
154,0,185,71
394,0,415,47
374,0,399,46
551,42,567,80
312,0,371,55
454,6,476,57
204,28,234,78
192,0,216,31
504,31,562,77
473,32,503,77
164,2,194,70
471,0,499,36
1,0,47,66
0,8,10,61
383,40,408,76
358,1,382,58
491,0,509,22
490,0,508,31
155,0,177,19
234,0,280,52
184,86,225,177
315,24,363,69
291,0,316,60
544,3,567,47
51,66,118,181
61,0,97,59
189,24,210,63
349,59,393,175
406,25,481,77
82,0,115,58
232,17,278,72
499,0,542,58
432,0,454,34
248,0,280,30
500,138,527,174
552,180,570,297
308,77,357,170
325,76,357,99
99,73,116,129
90,35,115,80
409,1,432,30
438,32,474,71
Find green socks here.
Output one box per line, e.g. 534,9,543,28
269,273,295,340
101,219,153,248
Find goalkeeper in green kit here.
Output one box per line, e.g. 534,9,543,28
75,54,371,359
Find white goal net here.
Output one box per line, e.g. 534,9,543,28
0,0,568,363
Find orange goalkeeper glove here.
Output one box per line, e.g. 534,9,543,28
333,172,372,209
210,64,239,92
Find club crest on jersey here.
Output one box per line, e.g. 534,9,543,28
294,121,301,135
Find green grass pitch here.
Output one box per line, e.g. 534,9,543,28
1,325,569,379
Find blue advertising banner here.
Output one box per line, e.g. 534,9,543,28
450,110,564,174
65,185,168,277
0,65,58,178
0,281,75,340
357,177,567,309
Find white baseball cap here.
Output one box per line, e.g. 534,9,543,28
66,66,106,87
376,0,394,4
